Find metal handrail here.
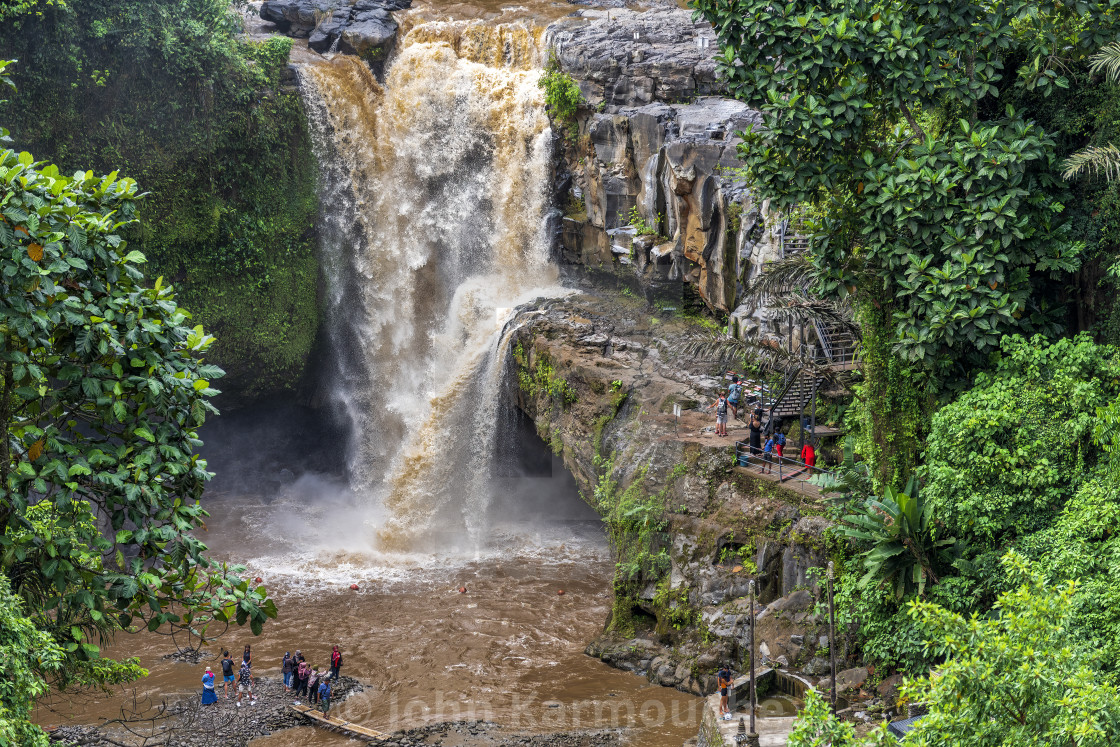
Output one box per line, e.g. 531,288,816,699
813,318,857,367
734,441,832,486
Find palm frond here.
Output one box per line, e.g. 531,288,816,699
739,253,818,310
673,332,846,387
1062,143,1120,181
1089,41,1120,84
763,293,862,339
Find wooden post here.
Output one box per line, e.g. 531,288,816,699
749,579,757,735
828,561,837,711
810,378,818,436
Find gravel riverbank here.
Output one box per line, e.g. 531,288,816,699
48,675,364,747
47,679,629,747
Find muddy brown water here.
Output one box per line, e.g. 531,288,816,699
35,481,703,747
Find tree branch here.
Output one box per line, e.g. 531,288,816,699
899,102,926,141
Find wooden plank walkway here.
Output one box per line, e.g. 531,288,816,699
289,704,389,740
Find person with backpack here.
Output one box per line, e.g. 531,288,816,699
236,660,255,707
297,657,310,699
220,651,235,699
331,645,342,681
772,419,785,458
707,391,730,437
727,375,744,421
281,652,293,692
318,674,333,719
307,666,321,705
717,666,733,720
761,435,775,474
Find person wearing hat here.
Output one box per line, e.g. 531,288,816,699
201,666,218,706
318,673,332,718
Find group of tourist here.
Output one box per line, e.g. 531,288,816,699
708,374,819,473
200,644,343,718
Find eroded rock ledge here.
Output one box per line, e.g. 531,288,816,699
507,293,838,697
546,9,812,353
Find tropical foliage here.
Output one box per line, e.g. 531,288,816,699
691,0,1120,375
795,555,1120,746
898,553,1120,747
0,573,62,747
1063,42,1120,181
0,103,275,701
923,333,1120,549
839,478,961,600
0,0,319,401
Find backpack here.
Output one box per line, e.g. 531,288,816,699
775,432,786,446
222,658,233,676
308,671,320,688
728,382,743,402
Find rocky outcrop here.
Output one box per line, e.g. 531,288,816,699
546,10,812,352
507,293,836,694
546,9,723,110
260,0,409,74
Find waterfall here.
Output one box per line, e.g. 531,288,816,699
299,22,563,552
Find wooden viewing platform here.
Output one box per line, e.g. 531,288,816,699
289,704,389,740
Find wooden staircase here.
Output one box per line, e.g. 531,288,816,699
769,368,822,422
781,233,811,259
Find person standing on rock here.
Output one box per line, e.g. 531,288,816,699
319,674,333,719
220,651,235,699
707,391,729,437
242,644,252,670
307,667,321,705
281,652,293,692
331,645,342,681
297,656,311,699
236,659,255,707
717,666,732,720
727,375,744,422
201,666,218,706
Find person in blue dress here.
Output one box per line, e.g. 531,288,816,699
318,674,332,718
201,666,218,705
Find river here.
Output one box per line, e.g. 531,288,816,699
36,403,701,747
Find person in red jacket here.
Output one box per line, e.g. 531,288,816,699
801,440,816,470
331,645,343,680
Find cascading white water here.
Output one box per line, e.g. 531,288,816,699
299,22,564,552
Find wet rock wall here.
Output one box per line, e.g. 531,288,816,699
507,296,835,696
545,9,807,351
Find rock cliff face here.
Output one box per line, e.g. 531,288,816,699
507,293,835,695
260,0,409,74
545,10,807,351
